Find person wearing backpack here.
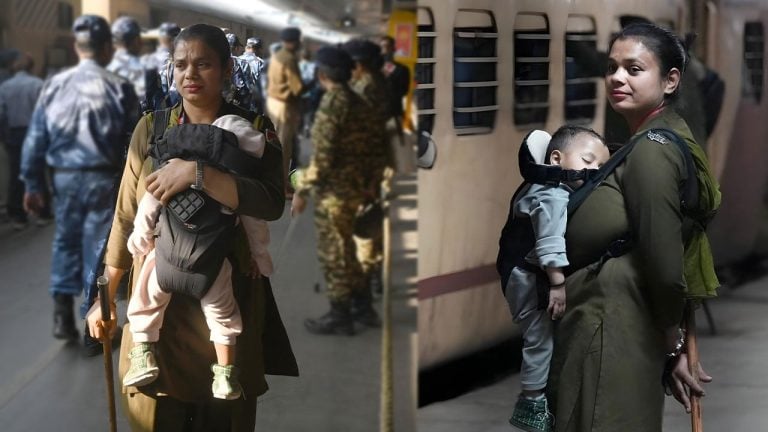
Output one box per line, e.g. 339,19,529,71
546,23,719,431
86,24,296,431
122,114,273,400
503,126,610,432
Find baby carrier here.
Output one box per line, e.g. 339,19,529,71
496,127,721,299
148,109,263,299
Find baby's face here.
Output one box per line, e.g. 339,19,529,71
554,135,610,171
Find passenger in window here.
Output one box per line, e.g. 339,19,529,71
547,23,718,431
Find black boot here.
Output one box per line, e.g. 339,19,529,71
52,293,79,340
304,301,355,336
351,288,381,328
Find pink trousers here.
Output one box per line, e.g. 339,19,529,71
127,249,243,345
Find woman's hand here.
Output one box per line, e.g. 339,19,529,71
664,353,713,413
548,285,566,320
146,158,195,204
291,194,307,217
86,299,118,342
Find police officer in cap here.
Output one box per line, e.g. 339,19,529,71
142,21,180,71
240,37,266,112
107,16,145,105
267,27,305,196
224,32,259,113
292,46,381,335
21,14,138,346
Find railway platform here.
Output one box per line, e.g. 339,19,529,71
418,268,768,431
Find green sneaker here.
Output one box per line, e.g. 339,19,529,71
123,342,159,387
211,364,242,400
508,394,554,432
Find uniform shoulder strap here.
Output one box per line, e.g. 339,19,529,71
567,135,640,215
646,128,699,214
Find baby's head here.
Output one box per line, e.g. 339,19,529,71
212,115,266,158
544,125,609,188
545,125,609,172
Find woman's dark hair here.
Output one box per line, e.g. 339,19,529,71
545,125,605,163
172,24,231,68
609,23,688,99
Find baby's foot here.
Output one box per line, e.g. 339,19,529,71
123,342,159,387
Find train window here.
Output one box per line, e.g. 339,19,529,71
565,15,598,124
514,13,550,128
453,10,498,135
417,7,436,134
743,22,764,103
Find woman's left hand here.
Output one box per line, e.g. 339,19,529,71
664,353,713,413
146,158,195,204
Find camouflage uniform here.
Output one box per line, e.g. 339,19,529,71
349,71,390,277
108,48,145,101
295,85,374,303
225,55,260,113
21,58,138,311
239,51,265,112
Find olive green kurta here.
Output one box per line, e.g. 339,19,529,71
104,102,297,431
549,109,693,431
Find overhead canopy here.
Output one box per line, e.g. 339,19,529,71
149,0,394,43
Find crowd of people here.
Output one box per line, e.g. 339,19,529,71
0,10,412,431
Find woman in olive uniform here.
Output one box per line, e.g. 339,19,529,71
87,24,297,431
547,23,713,431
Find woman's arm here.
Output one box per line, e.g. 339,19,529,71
621,137,688,328
146,129,285,221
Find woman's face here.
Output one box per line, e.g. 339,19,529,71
605,38,679,121
172,38,231,106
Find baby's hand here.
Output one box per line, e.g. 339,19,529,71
547,285,566,320
248,260,262,279
127,231,154,257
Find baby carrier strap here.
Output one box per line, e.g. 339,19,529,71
151,124,263,177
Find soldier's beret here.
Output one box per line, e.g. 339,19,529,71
342,39,381,61
111,16,141,43
226,33,243,48
72,14,112,45
159,22,181,38
246,37,262,48
315,46,353,71
280,27,301,42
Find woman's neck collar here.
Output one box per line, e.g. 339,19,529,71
628,102,667,134
181,99,223,124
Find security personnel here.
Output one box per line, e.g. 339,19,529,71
0,53,44,230
107,16,145,106
380,35,411,142
240,37,265,113
225,32,260,113
142,22,180,111
343,39,391,299
141,22,180,71
291,46,380,335
267,27,305,195
20,14,139,341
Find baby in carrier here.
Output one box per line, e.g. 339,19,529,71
123,114,272,400
500,125,609,432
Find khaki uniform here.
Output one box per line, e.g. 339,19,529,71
549,109,696,431
105,103,297,431
266,48,303,184
295,85,374,302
